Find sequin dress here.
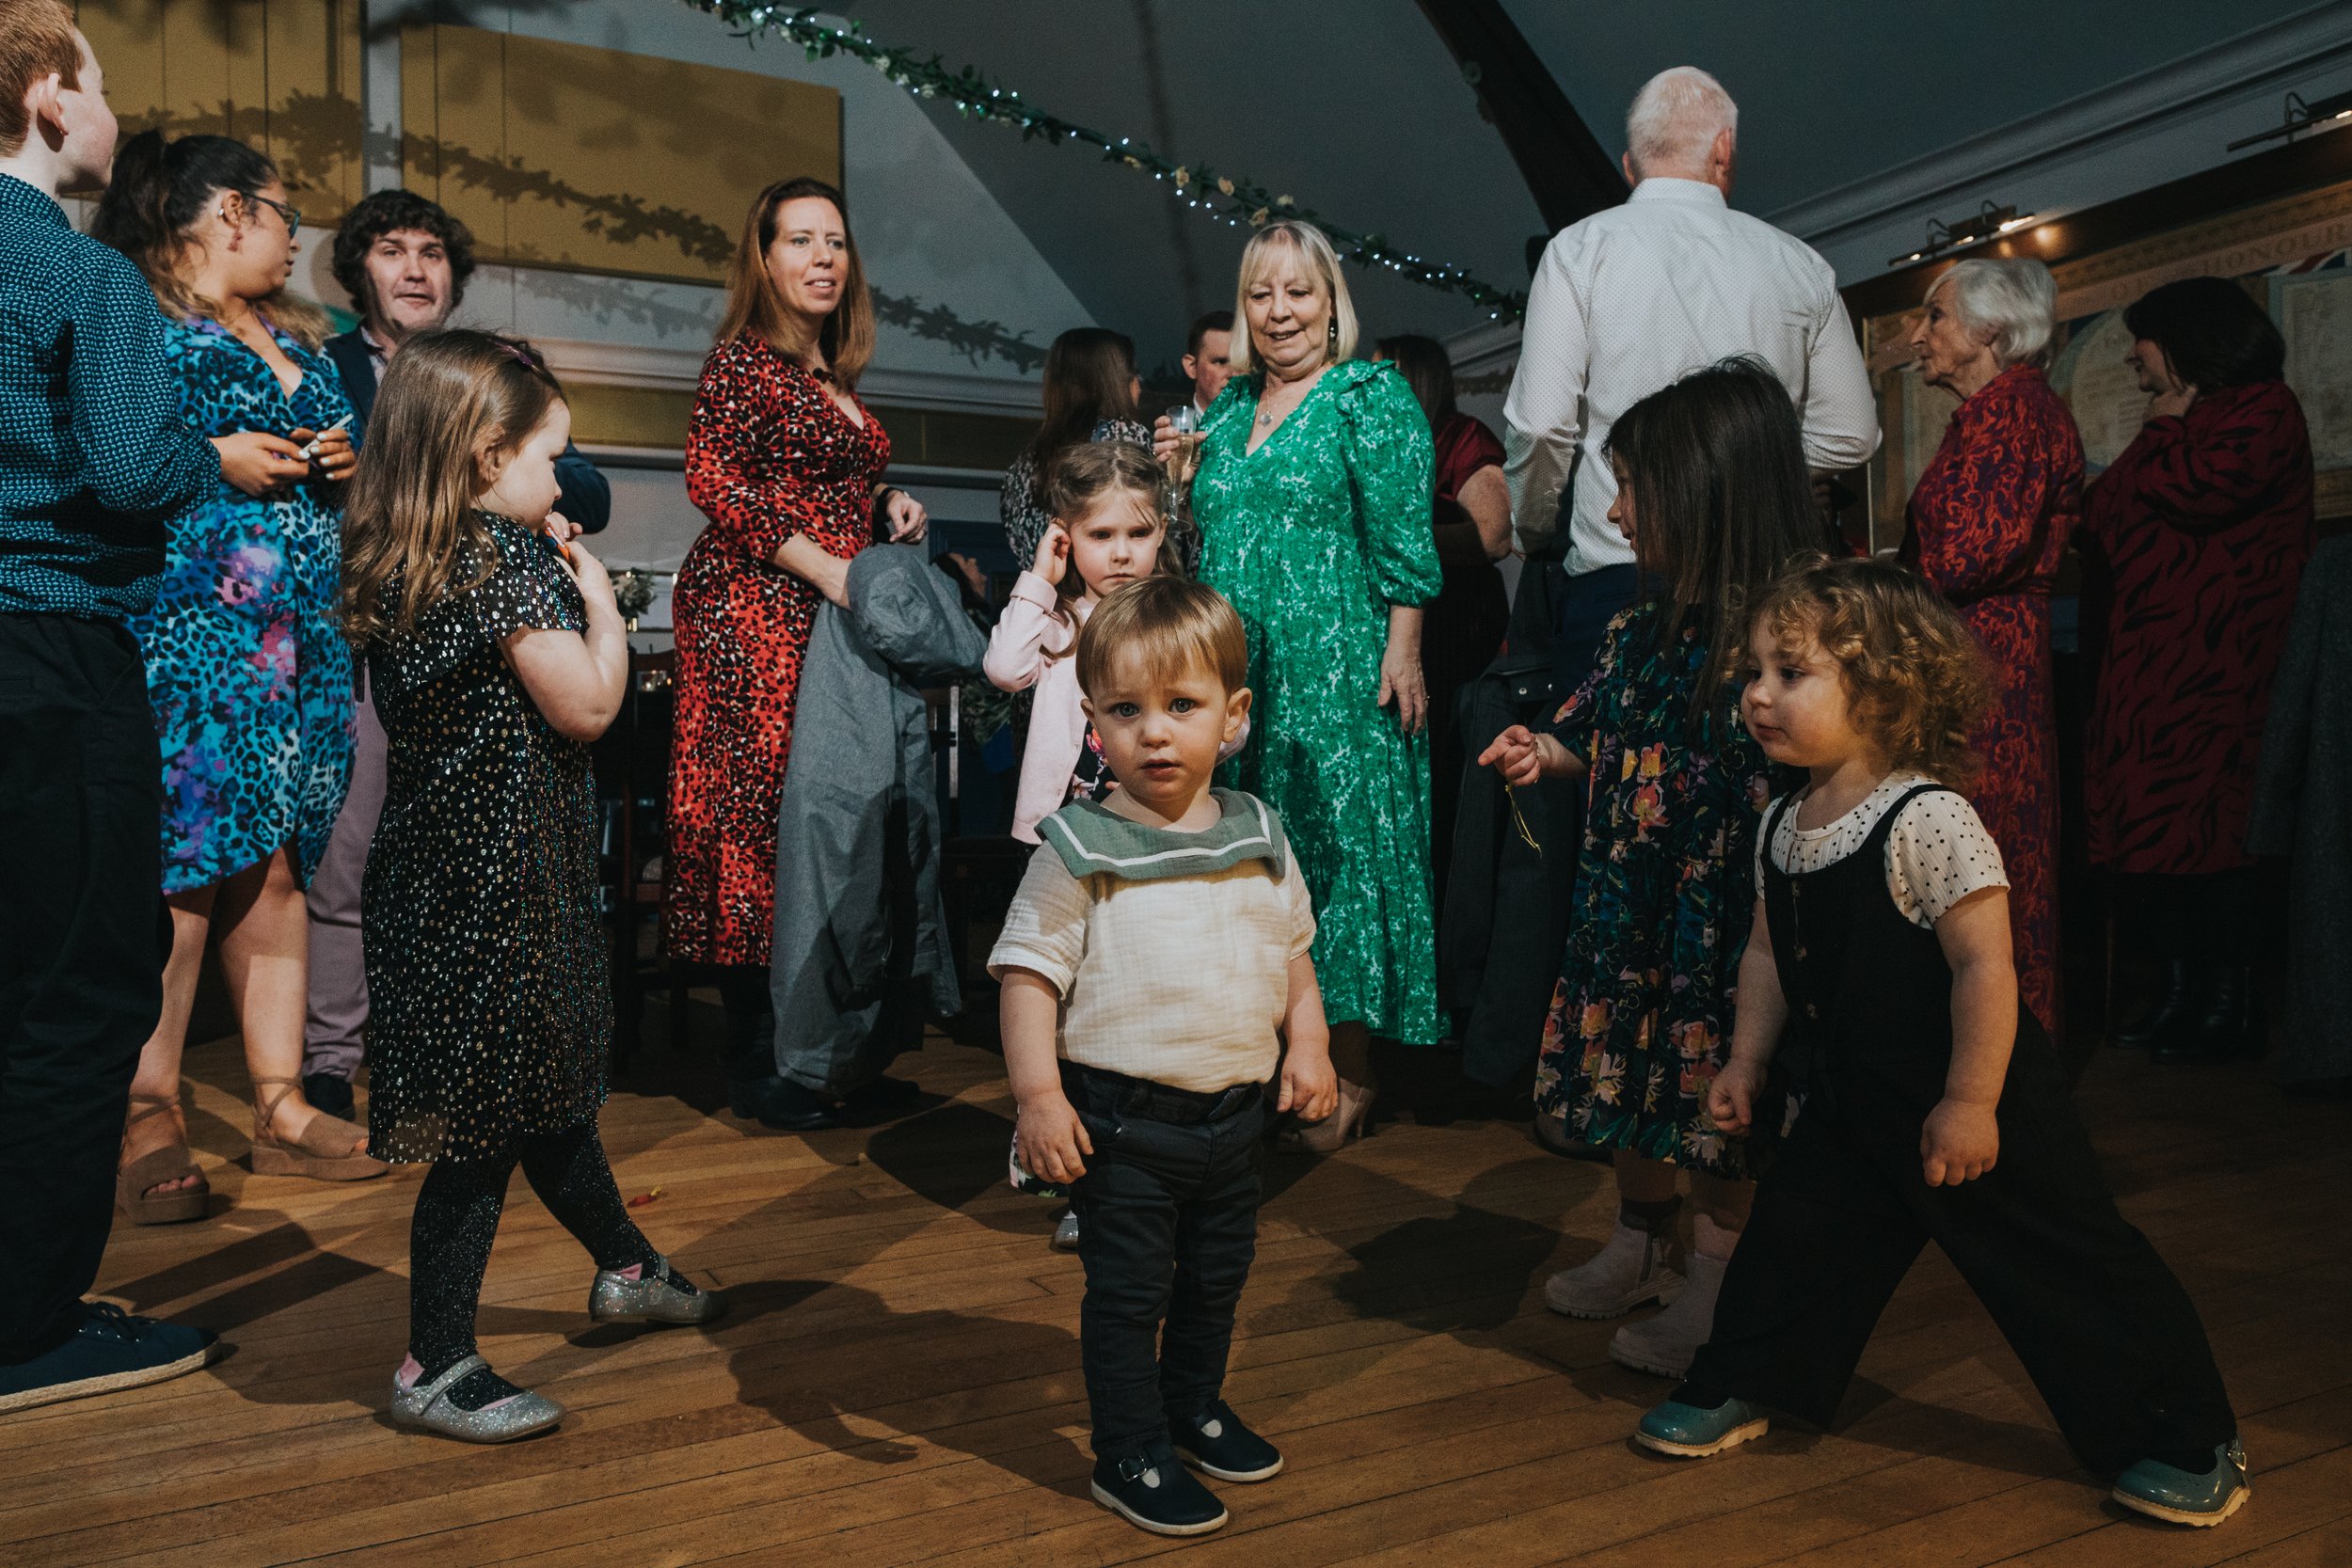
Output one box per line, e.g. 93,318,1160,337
1192,359,1445,1042
361,515,609,1163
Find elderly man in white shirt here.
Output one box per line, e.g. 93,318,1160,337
1504,66,1879,693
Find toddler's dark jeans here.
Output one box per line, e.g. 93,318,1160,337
1064,1063,1265,1463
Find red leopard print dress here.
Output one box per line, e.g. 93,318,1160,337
667,333,887,967
1902,363,2083,1037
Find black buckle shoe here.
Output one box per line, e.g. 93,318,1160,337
1172,1399,1283,1481
727,1075,843,1132
1090,1444,1229,1536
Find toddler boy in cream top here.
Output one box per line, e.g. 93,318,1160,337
990,577,1335,1539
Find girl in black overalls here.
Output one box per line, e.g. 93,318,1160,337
1633,556,2248,1528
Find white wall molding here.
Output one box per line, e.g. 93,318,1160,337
535,335,1042,418
1769,2,2352,278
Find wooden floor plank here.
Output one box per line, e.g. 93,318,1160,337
7,1029,2344,1567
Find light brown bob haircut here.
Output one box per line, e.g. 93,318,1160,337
1746,554,1994,788
0,0,80,159
716,175,874,386
1039,441,1181,622
342,330,566,643
1074,577,1248,702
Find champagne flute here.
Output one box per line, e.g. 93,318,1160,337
1162,404,1202,531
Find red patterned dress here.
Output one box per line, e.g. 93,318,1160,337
2080,380,2313,875
1902,363,2083,1035
667,334,888,967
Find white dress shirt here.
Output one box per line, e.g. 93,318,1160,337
1502,177,1880,572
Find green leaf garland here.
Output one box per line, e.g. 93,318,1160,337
682,3,1528,319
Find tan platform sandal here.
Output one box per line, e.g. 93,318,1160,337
118,1093,210,1225
1279,1076,1377,1155
251,1077,389,1180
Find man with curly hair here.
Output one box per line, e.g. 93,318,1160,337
302,189,613,1122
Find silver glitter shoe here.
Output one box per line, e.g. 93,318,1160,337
587,1255,728,1325
389,1354,564,1443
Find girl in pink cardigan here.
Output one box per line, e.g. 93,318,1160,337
985,442,1179,844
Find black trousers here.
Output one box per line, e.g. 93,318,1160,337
0,615,167,1360
1066,1066,1265,1463
1688,1083,2236,1475
1544,562,1642,708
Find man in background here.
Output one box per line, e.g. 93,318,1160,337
1183,309,1233,415
1504,66,1878,697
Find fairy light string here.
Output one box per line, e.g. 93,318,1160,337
683,3,1529,319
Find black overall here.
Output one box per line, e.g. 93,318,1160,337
1685,786,2235,1475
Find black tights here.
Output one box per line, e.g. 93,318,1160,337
408,1120,658,1383
717,964,776,1083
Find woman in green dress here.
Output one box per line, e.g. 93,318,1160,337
1166,220,1444,1148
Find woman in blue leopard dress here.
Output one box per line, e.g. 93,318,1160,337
93,133,381,1225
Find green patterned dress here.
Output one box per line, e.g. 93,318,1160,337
1193,359,1445,1043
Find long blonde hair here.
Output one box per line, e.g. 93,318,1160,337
715,176,875,385
1229,220,1359,377
342,331,566,643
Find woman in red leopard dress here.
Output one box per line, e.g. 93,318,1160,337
2081,277,2312,1063
1903,258,2084,1041
668,178,927,1125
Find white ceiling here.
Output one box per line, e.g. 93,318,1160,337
745,0,2342,370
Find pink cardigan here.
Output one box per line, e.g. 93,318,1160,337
983,572,1089,844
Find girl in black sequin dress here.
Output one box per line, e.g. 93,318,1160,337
342,331,725,1443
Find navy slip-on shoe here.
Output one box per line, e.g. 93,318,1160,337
0,1303,218,1416
2112,1439,2250,1527
1090,1444,1229,1536
1173,1399,1283,1481
1634,1394,1770,1457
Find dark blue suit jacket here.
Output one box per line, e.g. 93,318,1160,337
326,329,612,533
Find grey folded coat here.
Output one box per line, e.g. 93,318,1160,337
768,545,986,1094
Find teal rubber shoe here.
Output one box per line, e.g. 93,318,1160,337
1634,1395,1770,1457
2112,1439,2249,1527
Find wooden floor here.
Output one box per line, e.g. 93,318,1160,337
8,1010,2350,1567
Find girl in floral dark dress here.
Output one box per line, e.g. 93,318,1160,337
343,332,723,1443
1481,361,1818,1381
669,178,928,1131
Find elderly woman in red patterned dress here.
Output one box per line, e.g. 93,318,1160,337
1902,258,2084,1039
668,177,927,1127
2081,277,2312,1063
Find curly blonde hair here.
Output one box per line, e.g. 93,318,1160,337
1748,555,1994,787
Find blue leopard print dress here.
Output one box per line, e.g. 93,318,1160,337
132,315,356,893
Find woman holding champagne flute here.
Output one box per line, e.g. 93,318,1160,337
1157,220,1445,1149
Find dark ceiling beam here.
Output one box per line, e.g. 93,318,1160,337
1412,0,1622,234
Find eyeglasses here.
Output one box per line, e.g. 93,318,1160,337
222,194,303,236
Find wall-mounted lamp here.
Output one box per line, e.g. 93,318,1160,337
1887,201,2040,269
2226,89,2352,152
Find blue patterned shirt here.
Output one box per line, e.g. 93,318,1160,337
0,173,218,619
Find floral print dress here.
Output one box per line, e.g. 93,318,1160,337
1535,603,1777,1175
1193,359,1445,1043
132,315,355,893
